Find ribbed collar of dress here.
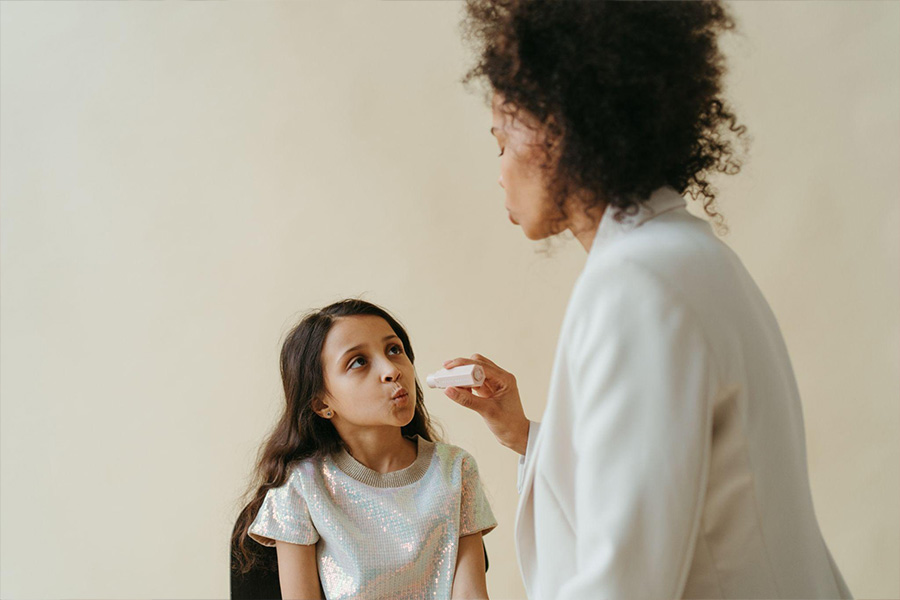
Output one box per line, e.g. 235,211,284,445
332,435,435,488
590,185,687,254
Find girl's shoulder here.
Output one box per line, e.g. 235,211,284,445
276,453,327,491
429,439,481,473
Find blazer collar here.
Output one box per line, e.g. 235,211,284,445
589,185,687,254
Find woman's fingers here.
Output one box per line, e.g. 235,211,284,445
442,356,473,368
441,355,509,388
439,355,528,452
443,354,496,369
470,353,499,368
444,386,486,413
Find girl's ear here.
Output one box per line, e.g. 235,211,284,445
312,397,334,419
315,406,334,419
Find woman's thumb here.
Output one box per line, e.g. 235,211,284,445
444,387,480,411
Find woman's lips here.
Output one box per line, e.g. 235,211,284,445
392,391,410,404
507,209,518,224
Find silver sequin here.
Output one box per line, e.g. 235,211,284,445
249,436,496,599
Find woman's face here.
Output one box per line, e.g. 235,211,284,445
491,94,565,240
316,315,417,434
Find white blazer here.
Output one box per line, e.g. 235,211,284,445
515,187,852,599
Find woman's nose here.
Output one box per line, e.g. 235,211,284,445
498,173,505,189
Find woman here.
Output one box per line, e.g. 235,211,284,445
442,1,853,598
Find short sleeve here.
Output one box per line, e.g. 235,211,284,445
248,471,319,547
459,453,497,537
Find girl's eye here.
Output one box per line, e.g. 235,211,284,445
498,148,505,157
349,345,402,370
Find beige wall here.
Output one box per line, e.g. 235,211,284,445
1,2,896,598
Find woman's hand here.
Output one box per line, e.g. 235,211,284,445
442,354,530,455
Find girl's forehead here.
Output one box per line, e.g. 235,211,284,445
324,315,394,351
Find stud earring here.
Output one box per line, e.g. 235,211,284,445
325,410,333,418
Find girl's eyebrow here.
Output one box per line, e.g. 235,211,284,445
337,335,400,365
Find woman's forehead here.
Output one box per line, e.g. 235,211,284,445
491,108,521,139
491,97,541,137
491,99,510,122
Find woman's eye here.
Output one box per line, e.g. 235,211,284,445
349,357,366,370
498,147,505,157
388,344,403,355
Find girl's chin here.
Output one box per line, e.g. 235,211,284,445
400,405,416,427
391,402,416,420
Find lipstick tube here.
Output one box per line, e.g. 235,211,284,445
426,364,485,389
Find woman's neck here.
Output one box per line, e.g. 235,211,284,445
567,201,606,253
339,427,418,474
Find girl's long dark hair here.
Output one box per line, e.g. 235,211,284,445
231,299,440,574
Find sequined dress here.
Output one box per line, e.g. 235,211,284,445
248,435,497,599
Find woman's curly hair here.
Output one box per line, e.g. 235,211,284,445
461,0,748,227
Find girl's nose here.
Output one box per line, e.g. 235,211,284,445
381,364,401,382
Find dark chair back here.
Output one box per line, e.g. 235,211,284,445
230,519,282,600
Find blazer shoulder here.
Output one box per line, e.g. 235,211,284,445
598,211,726,267
577,212,740,309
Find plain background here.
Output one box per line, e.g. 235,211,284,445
1,1,897,598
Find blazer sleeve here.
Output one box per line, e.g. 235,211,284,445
558,260,719,600
516,420,541,494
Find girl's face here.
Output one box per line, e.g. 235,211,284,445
491,93,566,240
316,315,417,433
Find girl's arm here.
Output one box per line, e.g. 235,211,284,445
275,540,322,600
451,532,489,600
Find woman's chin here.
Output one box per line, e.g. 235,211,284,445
521,224,551,241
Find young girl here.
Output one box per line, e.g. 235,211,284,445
232,299,496,599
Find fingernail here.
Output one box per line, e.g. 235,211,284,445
445,387,457,398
